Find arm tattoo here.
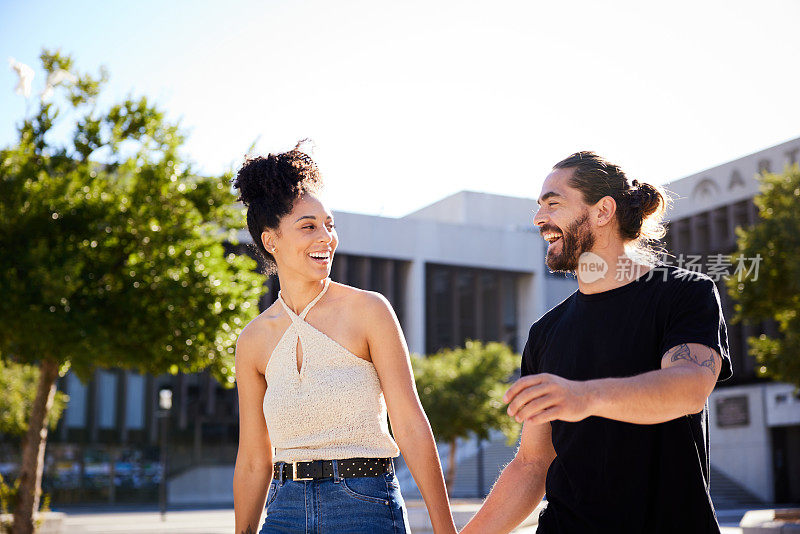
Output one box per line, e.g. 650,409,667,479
669,343,716,374
240,527,256,534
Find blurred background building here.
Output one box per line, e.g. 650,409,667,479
661,136,800,506
36,136,800,507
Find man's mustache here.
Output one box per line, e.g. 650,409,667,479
540,225,563,236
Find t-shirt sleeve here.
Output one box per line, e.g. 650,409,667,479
660,276,732,382
520,324,539,377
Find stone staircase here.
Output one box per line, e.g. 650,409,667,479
710,467,764,510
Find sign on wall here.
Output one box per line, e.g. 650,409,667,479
716,395,750,428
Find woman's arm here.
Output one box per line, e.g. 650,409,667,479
233,323,273,534
361,293,457,534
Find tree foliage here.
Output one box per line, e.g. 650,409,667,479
0,49,265,385
412,340,521,445
0,49,265,532
726,164,800,387
411,340,521,490
412,341,520,441
0,361,67,438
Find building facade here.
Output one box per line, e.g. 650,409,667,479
662,136,800,504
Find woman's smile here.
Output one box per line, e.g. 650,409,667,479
308,250,332,265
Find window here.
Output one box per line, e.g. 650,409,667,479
65,373,87,428
96,370,117,429
125,372,145,430
425,264,520,353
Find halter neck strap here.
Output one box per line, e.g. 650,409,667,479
278,278,331,321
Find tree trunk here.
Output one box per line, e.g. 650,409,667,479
12,358,59,534
445,438,457,494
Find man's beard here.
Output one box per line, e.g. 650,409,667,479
544,211,595,273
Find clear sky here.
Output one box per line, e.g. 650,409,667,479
2,0,799,217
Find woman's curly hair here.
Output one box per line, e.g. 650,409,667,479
232,140,322,273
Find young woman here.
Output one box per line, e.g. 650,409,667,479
231,143,456,534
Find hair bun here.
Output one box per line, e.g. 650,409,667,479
233,146,321,209
231,142,323,274
234,154,274,207
635,182,662,218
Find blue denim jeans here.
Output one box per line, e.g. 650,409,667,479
260,460,411,533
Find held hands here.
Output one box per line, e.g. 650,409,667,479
502,374,594,425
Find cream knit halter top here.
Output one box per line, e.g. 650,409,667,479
263,278,400,463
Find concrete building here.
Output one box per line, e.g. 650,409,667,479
34,137,800,506
662,135,800,505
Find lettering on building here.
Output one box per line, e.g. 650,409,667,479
692,178,720,201
728,170,746,190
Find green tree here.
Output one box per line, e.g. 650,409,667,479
411,340,521,492
726,164,800,388
0,50,264,534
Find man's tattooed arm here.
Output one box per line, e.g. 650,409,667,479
667,343,717,375
240,526,255,534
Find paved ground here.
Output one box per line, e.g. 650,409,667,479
62,508,234,534
55,505,750,533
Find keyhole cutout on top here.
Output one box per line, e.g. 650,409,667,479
277,278,331,379
295,337,304,375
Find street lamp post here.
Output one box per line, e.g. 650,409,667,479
158,387,172,521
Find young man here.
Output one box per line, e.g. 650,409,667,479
463,152,731,533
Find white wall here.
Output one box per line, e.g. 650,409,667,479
709,384,774,502
404,190,538,231
764,383,800,427
403,259,426,355
332,210,541,273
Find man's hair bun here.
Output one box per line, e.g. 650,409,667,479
553,151,671,262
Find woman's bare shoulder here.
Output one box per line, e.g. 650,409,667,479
237,300,290,374
327,281,384,303
328,281,396,322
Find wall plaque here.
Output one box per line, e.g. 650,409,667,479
716,395,750,428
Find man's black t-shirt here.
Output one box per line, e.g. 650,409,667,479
521,265,732,534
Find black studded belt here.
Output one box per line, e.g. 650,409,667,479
273,457,394,482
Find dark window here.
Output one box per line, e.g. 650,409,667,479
369,259,383,292
425,264,520,354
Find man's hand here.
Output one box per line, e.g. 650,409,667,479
503,373,593,425
506,343,724,427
